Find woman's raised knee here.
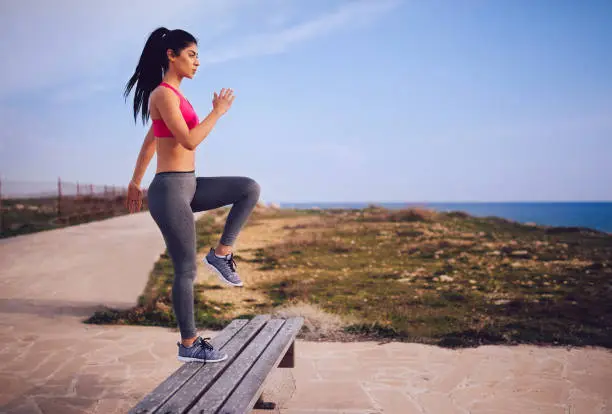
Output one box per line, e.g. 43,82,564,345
244,177,261,199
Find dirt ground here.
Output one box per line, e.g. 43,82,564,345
195,211,326,318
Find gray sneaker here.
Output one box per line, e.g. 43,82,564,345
177,336,228,363
204,248,243,287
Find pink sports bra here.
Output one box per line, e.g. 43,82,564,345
152,82,199,138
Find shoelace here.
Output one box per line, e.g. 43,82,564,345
213,249,238,273
226,254,237,272
191,337,215,361
199,337,214,351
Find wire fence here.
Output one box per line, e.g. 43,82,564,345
0,178,149,238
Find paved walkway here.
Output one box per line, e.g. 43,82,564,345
0,213,611,413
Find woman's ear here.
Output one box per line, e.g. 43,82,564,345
166,49,176,62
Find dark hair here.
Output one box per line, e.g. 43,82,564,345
124,27,197,124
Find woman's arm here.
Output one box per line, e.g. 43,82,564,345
131,125,156,186
152,87,234,151
126,126,155,213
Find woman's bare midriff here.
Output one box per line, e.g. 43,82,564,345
155,137,196,173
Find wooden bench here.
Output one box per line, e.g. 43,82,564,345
129,314,304,414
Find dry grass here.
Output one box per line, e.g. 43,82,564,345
270,302,358,341
357,205,440,223
253,207,612,348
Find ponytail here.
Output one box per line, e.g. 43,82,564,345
124,27,198,125
124,27,170,124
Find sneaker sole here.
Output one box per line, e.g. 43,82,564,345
204,260,243,287
177,354,228,363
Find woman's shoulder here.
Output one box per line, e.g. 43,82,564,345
150,84,180,105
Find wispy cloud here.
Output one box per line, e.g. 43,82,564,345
0,0,399,101
201,0,401,65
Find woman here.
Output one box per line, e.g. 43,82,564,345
124,27,261,363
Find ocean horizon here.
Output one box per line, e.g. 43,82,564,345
278,201,612,234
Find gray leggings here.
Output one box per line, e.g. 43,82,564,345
147,171,261,339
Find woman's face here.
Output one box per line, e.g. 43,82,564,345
169,43,200,79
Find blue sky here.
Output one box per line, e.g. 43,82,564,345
0,0,610,203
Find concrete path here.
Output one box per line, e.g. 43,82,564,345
0,213,611,413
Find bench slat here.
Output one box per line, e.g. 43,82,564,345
155,314,271,414
215,317,304,414
188,319,286,413
128,319,248,414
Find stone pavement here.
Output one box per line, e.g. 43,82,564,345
0,213,611,413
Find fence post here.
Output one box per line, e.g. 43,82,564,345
57,177,62,219
0,177,3,234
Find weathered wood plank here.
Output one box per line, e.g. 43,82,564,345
155,314,271,414
187,319,286,414
128,319,248,414
214,317,304,414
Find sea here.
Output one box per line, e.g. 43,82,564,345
278,202,612,234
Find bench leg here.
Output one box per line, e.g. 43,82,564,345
253,394,276,410
278,342,294,368
254,341,296,410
